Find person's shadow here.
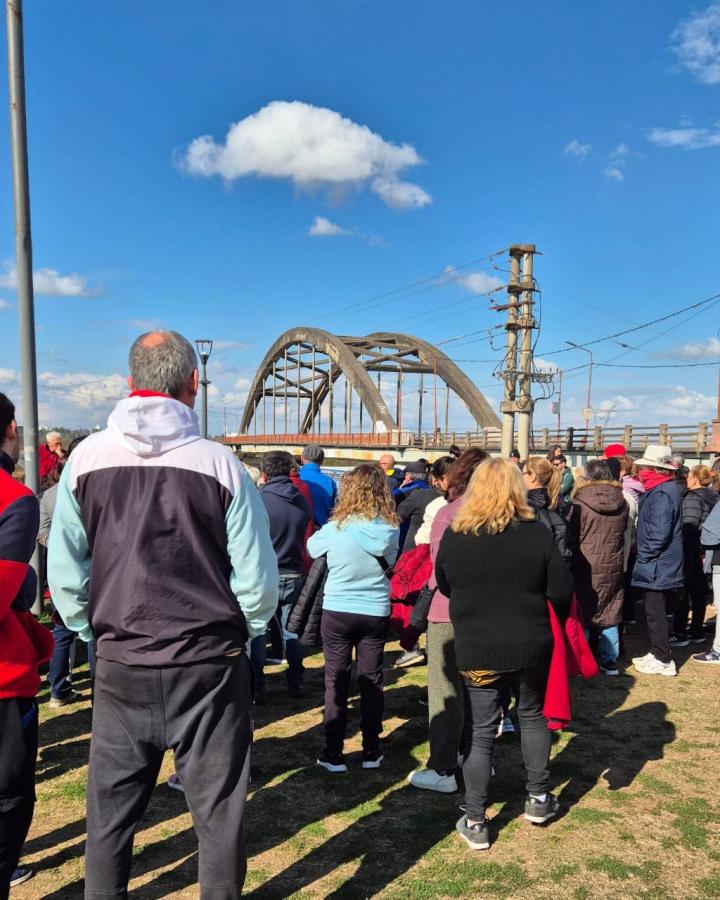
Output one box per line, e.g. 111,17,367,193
548,674,675,807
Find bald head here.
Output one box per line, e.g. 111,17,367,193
128,330,199,406
379,453,395,471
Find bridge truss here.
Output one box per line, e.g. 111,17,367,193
239,327,501,435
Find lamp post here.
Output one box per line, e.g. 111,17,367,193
565,341,593,434
195,339,213,438
6,0,41,612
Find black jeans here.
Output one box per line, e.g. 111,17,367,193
644,590,672,664
674,558,708,637
85,654,253,900
0,698,38,900
321,610,389,756
462,667,550,821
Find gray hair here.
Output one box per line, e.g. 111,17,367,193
302,443,325,464
671,453,685,468
129,331,198,398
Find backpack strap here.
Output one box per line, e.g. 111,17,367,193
372,555,394,580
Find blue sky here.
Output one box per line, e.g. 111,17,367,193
1,0,719,432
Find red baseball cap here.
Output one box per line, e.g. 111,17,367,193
603,443,626,459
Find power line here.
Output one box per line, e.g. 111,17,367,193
214,248,509,356
537,290,720,357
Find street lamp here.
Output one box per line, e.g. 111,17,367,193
195,339,213,438
565,341,593,434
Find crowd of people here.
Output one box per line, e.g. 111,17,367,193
1,328,719,895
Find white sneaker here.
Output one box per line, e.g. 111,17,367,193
632,654,677,677
631,652,654,666
408,768,458,793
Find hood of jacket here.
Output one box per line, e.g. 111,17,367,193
261,475,305,505
527,487,550,511
108,395,201,458
341,517,399,556
694,486,719,512
573,480,626,515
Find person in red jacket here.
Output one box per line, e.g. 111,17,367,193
0,394,54,897
38,431,65,481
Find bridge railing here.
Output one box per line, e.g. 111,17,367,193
229,422,713,454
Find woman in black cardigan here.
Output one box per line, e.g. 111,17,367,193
435,458,573,851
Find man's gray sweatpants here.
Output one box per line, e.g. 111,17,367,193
84,654,253,900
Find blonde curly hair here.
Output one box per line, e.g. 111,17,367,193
452,457,534,535
331,464,399,528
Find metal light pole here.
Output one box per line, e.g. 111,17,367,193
6,0,41,612
195,339,213,438
566,341,593,434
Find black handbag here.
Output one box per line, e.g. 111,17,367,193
409,585,435,633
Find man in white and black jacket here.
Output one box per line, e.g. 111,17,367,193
48,331,278,899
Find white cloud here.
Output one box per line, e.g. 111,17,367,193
0,298,12,311
179,100,432,210
38,371,126,410
308,216,351,237
648,126,720,149
672,3,720,85
662,337,720,359
604,166,625,181
443,266,504,295
0,261,98,297
534,357,559,374
563,139,591,159
0,367,19,382
611,143,630,158
223,379,252,409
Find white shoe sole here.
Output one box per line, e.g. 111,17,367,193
167,780,185,793
9,872,33,887
633,666,676,677
524,811,558,824
317,759,348,773
361,755,383,770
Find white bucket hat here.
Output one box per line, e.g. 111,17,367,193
634,444,675,470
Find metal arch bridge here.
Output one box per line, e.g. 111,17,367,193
239,327,502,436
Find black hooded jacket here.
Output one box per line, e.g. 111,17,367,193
260,476,311,575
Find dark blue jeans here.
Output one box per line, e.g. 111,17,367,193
250,575,305,695
49,615,96,699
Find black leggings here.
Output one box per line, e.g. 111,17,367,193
462,666,550,820
674,558,708,636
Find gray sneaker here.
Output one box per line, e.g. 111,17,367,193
455,815,490,850
524,793,560,824
49,689,81,709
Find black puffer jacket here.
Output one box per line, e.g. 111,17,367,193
526,488,572,565
682,487,719,558
287,555,327,648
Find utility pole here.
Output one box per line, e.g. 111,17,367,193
499,249,521,457
6,0,41,612
498,245,537,458
516,245,537,459
554,369,563,441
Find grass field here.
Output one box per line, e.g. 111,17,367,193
14,618,720,900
